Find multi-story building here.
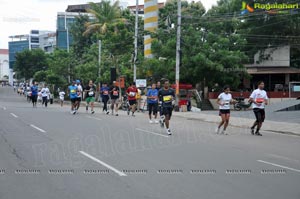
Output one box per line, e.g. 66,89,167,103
0,49,9,80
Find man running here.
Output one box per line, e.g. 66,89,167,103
249,81,268,136
126,82,138,116
30,81,38,107
84,80,96,114
158,80,175,135
100,83,110,114
215,85,236,135
75,80,83,111
68,80,78,114
147,83,159,123
59,89,66,107
41,84,50,107
110,81,120,116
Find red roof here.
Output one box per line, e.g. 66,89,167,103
0,49,8,54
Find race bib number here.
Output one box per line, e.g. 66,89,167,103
256,98,264,103
88,91,94,96
113,91,118,96
129,92,136,97
103,91,109,95
71,89,76,94
163,95,172,102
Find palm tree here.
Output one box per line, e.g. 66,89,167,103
83,1,126,36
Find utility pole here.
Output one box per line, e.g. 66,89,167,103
175,0,181,111
98,40,101,89
65,12,70,83
133,0,139,82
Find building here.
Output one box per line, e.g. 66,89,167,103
127,2,165,16
245,45,300,91
0,49,9,80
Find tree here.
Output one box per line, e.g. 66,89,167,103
83,1,126,36
14,49,48,80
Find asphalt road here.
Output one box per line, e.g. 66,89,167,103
0,86,299,199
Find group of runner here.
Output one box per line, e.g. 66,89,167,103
216,81,268,136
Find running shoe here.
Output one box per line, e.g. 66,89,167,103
91,111,95,114
255,132,262,136
127,109,130,115
215,127,220,134
155,120,159,124
115,113,118,116
149,120,153,124
251,128,255,135
106,111,110,115
72,110,76,115
222,130,228,135
167,129,172,135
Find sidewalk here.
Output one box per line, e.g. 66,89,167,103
172,111,300,136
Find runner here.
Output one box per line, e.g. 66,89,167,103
68,80,78,114
75,80,83,111
110,81,120,116
84,80,96,114
215,85,236,135
249,81,268,136
59,89,66,107
126,82,138,116
147,83,159,123
136,88,142,112
30,81,38,108
100,82,110,114
158,80,175,135
37,90,42,104
41,84,50,107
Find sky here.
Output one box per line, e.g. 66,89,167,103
0,0,218,49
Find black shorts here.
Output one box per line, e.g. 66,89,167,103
129,100,137,106
219,109,230,116
71,98,77,104
76,97,81,102
162,107,173,118
253,108,265,123
31,95,37,103
148,103,158,115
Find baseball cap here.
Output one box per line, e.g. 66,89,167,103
76,80,80,83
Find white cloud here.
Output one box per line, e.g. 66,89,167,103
0,0,217,49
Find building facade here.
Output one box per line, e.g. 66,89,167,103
0,49,9,80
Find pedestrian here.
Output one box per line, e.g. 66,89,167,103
30,81,38,108
68,80,78,114
215,85,236,135
158,80,175,135
41,84,50,107
136,87,142,112
147,83,159,123
84,80,96,114
75,80,83,111
59,89,65,107
37,90,42,104
126,82,138,116
249,81,269,136
100,82,110,114
110,81,120,116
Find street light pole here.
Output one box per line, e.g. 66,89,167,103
98,40,101,89
175,0,181,110
133,0,139,82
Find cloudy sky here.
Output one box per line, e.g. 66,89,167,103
0,0,218,49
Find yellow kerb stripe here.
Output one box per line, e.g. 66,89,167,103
144,16,158,24
145,5,158,13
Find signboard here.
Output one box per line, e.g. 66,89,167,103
115,76,125,88
136,79,147,88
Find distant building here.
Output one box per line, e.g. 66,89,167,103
245,45,300,91
0,49,9,80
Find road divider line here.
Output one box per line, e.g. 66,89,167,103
86,116,102,121
30,124,46,133
10,113,18,118
136,128,169,138
79,151,127,177
257,160,300,173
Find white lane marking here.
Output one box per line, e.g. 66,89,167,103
10,113,18,118
3,107,6,110
30,124,46,133
267,153,300,163
79,151,127,177
135,128,169,138
257,160,300,173
86,116,102,121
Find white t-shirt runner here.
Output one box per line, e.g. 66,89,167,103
77,85,83,98
41,87,50,97
59,91,65,100
218,92,232,110
250,89,268,109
